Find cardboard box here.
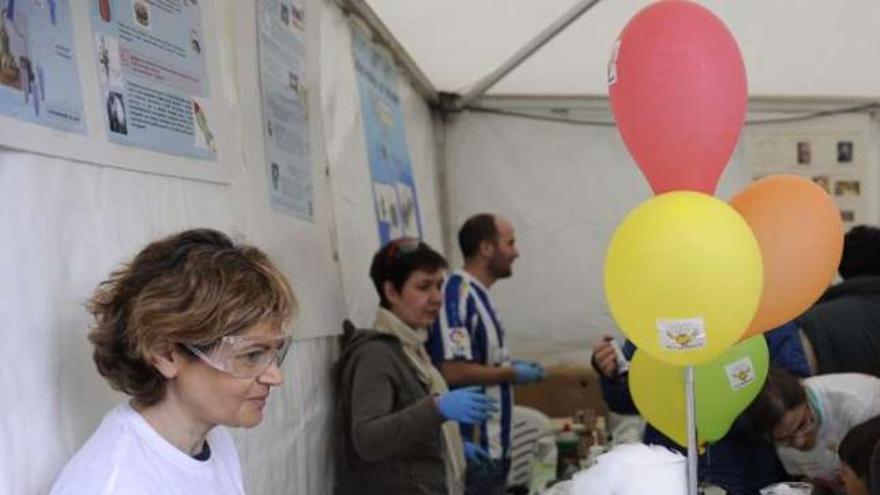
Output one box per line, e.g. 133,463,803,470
514,364,608,419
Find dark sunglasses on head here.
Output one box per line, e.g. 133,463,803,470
385,237,421,263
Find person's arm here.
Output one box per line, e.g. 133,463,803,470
591,336,639,414
766,322,811,377
348,343,444,462
439,361,516,386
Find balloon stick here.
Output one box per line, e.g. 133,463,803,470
686,365,698,495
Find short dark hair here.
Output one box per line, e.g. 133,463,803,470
744,368,807,440
840,416,880,486
458,213,498,259
840,225,880,279
370,238,447,308
88,228,296,406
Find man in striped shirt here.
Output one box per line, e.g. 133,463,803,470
427,213,545,495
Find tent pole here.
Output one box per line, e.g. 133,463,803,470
454,0,603,110
337,0,439,104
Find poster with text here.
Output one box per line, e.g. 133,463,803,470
351,26,421,245
0,0,85,133
257,0,312,221
90,0,215,160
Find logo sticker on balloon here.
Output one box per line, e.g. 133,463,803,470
658,317,706,351
724,357,756,391
606,39,620,86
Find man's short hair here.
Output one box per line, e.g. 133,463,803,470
458,213,498,259
840,225,880,279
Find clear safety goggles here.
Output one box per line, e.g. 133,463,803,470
183,333,292,379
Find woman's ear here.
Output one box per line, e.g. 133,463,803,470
383,280,401,307
147,342,185,379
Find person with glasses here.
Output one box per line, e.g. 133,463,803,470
334,238,497,495
745,369,880,494
50,229,296,495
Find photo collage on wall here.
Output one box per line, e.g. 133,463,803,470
745,128,866,230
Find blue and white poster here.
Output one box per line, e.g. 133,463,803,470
90,0,215,160
258,0,313,221
351,27,422,245
0,0,85,133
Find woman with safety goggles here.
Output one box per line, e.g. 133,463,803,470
51,228,296,495
334,238,497,495
745,368,880,494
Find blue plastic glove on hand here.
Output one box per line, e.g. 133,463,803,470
436,386,498,424
463,441,492,469
512,360,545,384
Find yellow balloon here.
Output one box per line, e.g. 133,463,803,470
604,191,762,366
630,350,692,447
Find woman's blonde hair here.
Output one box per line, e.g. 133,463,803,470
88,229,296,406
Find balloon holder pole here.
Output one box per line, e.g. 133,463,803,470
686,365,698,495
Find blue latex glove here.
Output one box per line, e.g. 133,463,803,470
436,386,498,424
512,360,545,384
463,441,492,470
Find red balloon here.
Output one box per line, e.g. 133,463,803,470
609,0,747,195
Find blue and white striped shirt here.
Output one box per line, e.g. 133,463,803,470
427,270,513,464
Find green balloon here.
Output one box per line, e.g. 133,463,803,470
695,336,769,442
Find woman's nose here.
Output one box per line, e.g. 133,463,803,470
258,361,284,386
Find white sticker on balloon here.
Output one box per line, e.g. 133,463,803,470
607,38,621,86
657,317,706,350
725,357,756,391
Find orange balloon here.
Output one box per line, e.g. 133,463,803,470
731,175,843,338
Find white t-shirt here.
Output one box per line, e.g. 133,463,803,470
777,373,880,484
51,402,245,495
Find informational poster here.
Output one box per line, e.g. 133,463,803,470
257,0,313,221
0,0,85,133
744,122,868,230
351,26,421,245
90,0,215,160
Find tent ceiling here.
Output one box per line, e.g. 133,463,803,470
366,0,880,99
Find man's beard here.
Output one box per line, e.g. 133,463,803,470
488,256,512,279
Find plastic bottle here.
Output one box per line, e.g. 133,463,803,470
556,423,580,480
583,430,606,468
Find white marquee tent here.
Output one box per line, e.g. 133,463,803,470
2,1,878,494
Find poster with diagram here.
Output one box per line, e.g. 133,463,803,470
351,26,422,245
90,0,215,160
257,0,313,221
744,119,868,230
0,0,85,133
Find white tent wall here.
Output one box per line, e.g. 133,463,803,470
0,1,442,494
441,105,880,365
